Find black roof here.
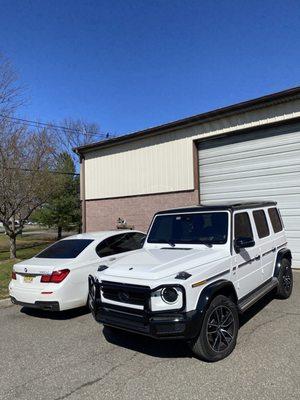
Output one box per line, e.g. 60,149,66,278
156,201,277,215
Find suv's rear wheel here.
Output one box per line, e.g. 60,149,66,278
190,295,239,362
276,258,293,299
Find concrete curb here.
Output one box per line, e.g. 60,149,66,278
0,298,13,309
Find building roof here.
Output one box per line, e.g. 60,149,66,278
74,86,300,154
155,201,277,215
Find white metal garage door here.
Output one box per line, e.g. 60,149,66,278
198,120,300,267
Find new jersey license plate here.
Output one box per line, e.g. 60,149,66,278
23,275,33,283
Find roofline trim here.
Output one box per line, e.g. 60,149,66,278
74,86,300,154
155,201,277,215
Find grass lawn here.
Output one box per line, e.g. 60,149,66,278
0,241,54,299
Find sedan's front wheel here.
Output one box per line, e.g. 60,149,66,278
190,295,239,362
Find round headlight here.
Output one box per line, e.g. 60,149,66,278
161,287,179,304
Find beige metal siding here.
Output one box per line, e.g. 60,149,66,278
84,131,194,199
84,98,300,200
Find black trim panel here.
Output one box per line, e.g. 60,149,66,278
277,242,288,250
238,255,261,269
262,248,276,257
10,297,60,311
206,269,230,282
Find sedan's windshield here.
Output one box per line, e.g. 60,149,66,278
147,212,228,245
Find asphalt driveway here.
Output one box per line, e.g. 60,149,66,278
0,272,299,400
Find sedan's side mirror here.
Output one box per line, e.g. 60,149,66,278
234,237,255,252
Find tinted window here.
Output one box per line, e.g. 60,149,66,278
147,212,228,245
253,210,270,238
36,239,93,259
268,208,283,233
96,232,145,258
234,212,253,239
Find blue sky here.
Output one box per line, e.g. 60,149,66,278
1,0,299,136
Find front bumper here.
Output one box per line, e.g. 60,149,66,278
94,302,200,339
10,296,60,311
89,276,202,340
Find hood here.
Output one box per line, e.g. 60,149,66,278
99,247,227,281
13,257,75,274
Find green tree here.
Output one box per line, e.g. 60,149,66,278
33,153,81,239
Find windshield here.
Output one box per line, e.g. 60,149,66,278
36,239,93,259
147,212,228,245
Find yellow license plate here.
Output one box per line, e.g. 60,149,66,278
23,275,34,283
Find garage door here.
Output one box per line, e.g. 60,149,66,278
198,120,300,267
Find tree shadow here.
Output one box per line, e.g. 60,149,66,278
20,305,90,320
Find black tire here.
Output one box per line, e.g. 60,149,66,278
190,295,239,362
276,258,293,299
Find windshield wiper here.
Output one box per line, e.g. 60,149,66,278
167,240,176,247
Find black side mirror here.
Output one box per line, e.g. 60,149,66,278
234,237,255,251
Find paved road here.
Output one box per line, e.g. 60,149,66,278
1,273,299,400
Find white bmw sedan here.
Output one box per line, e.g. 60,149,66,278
9,230,145,311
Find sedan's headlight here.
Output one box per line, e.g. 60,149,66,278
151,286,184,311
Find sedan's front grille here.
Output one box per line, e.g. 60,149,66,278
101,280,151,307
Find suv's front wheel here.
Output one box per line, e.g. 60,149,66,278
190,295,239,362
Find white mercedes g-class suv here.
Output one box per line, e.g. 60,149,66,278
88,201,293,362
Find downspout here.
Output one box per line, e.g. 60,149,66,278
79,153,87,233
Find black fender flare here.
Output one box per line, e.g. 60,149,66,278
186,280,238,339
196,279,238,314
274,248,292,278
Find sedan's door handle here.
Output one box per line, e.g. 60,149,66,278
109,257,116,262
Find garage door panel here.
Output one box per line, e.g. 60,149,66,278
198,121,300,267
200,147,300,167
201,164,300,183
201,175,300,193
200,126,300,158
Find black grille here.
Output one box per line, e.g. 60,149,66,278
101,281,151,306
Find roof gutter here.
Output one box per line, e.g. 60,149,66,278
73,86,300,154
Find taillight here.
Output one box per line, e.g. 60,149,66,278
41,269,70,283
12,271,16,280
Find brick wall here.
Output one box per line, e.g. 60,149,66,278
85,190,199,233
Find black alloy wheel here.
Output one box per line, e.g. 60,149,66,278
276,258,293,299
206,305,235,352
190,295,239,362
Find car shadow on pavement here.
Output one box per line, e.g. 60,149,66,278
239,290,275,327
103,292,277,359
103,326,194,358
20,306,90,320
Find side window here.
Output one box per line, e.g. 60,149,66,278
234,212,253,239
253,210,270,238
268,208,283,233
118,232,146,251
96,233,145,258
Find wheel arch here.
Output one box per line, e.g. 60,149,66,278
274,248,292,278
196,279,238,315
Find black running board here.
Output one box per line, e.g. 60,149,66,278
238,278,278,313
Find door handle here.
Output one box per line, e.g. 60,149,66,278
109,257,116,262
